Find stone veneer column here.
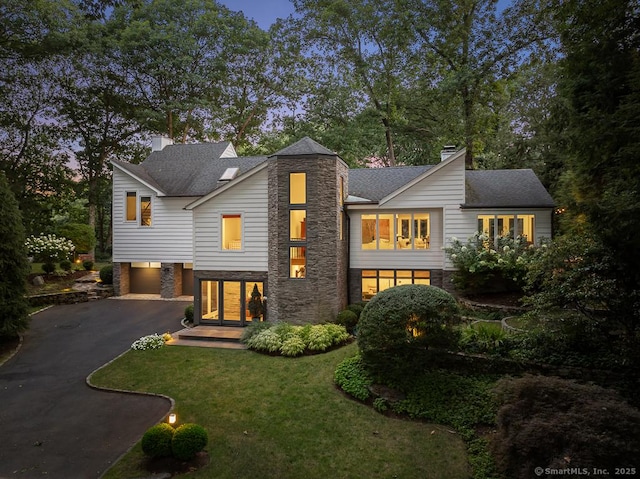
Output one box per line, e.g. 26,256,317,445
114,262,130,296
160,263,176,299
267,153,349,324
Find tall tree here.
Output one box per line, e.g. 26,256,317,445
554,0,640,332
293,0,417,165
0,171,31,338
405,0,556,167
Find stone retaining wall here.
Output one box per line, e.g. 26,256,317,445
28,287,113,306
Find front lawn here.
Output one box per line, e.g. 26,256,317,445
91,343,471,479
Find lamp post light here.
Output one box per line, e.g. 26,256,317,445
168,413,177,425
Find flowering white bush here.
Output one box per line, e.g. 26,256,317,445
25,234,75,263
131,333,172,350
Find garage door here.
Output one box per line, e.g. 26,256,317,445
130,262,161,294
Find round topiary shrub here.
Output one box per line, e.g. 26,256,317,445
82,260,94,271
59,259,72,272
335,309,359,333
99,264,113,284
141,423,175,458
171,423,208,461
357,284,460,377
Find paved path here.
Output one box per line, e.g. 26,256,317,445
0,299,189,478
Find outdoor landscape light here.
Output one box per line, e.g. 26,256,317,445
168,413,177,425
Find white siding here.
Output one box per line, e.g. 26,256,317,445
348,209,446,269
382,155,466,208
192,168,268,271
112,168,195,263
443,207,554,269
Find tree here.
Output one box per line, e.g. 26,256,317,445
553,0,640,333
405,0,557,167
0,171,30,338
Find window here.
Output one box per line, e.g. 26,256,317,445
126,192,137,222
289,210,306,241
290,246,306,278
361,270,431,301
477,214,535,244
290,173,306,204
361,213,430,250
222,214,242,250
140,196,152,226
201,280,219,319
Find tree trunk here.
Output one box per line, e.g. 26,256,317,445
382,117,396,166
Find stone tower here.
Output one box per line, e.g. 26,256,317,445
267,137,349,324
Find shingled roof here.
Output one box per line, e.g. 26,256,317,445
270,136,338,157
113,142,267,197
464,170,555,208
347,165,432,202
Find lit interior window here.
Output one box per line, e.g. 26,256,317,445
201,280,219,319
290,173,306,204
289,210,307,241
140,196,152,226
126,192,137,222
222,214,242,250
290,246,306,278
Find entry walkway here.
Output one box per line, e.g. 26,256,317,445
0,299,189,478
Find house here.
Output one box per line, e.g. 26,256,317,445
111,137,554,326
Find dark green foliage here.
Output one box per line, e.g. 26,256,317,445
57,223,96,253
346,303,365,318
334,354,372,401
141,423,175,458
247,283,264,319
357,285,460,377
335,309,358,333
184,304,194,323
59,259,72,272
0,172,31,338
492,376,640,479
171,423,208,461
99,264,113,284
42,262,56,274
459,324,507,355
82,260,94,271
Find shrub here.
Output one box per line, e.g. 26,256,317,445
141,423,175,458
334,354,372,401
280,335,306,357
184,304,194,323
82,260,94,271
131,333,168,350
459,323,507,354
346,303,365,318
357,284,460,377
335,309,359,333
59,259,72,272
307,324,333,351
42,262,56,274
243,322,350,356
99,264,113,284
492,376,640,479
171,423,208,461
246,328,283,353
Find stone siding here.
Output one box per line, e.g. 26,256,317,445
161,263,185,298
267,155,349,324
113,262,130,296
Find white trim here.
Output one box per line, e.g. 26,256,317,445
378,149,466,206
184,162,268,210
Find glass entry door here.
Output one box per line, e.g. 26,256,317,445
200,280,265,326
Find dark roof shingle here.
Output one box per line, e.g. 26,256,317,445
464,170,555,208
347,165,432,202
270,136,337,157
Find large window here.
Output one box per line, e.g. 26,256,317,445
290,246,306,278
126,192,137,222
222,214,242,250
289,210,306,241
290,173,306,204
140,196,152,226
361,270,431,301
361,213,430,250
477,214,535,244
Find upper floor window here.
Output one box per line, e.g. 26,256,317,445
222,214,242,250
477,214,535,244
140,196,152,226
126,192,137,222
290,210,307,241
290,173,306,204
362,213,430,250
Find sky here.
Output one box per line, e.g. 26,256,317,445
218,0,296,29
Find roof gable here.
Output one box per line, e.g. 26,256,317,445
270,136,337,157
347,166,432,202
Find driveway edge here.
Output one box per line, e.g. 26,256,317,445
86,348,176,479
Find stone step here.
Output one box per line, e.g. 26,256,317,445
167,338,247,350
174,326,245,345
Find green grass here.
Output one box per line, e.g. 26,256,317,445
91,343,470,479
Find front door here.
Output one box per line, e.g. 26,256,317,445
222,281,242,325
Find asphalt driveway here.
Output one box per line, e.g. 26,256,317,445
0,299,190,478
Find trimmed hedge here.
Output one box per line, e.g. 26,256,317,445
171,423,208,461
357,284,460,377
141,423,175,458
335,309,359,333
99,264,113,284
